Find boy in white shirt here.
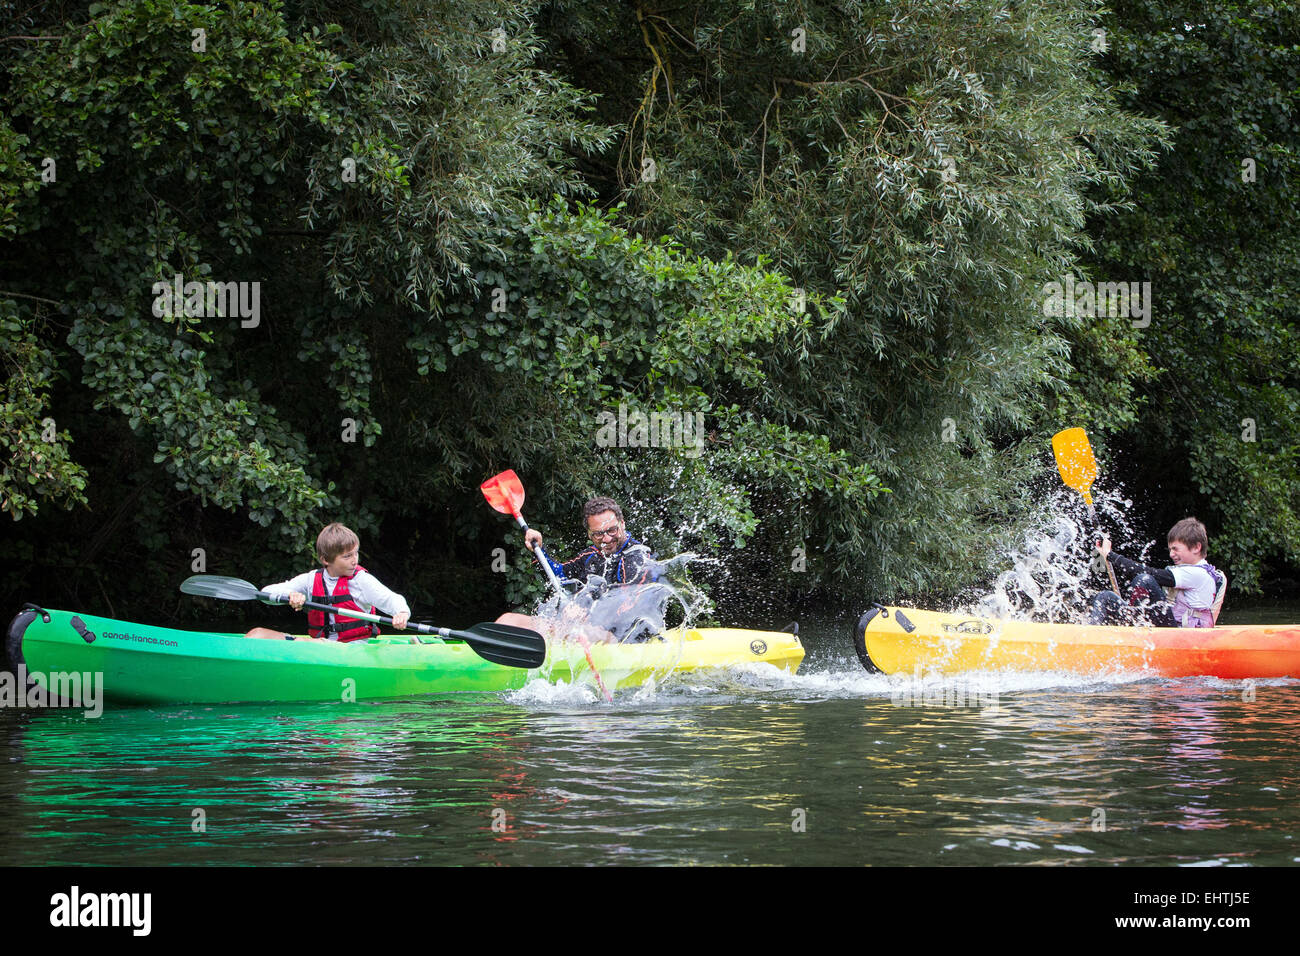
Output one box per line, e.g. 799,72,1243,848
1090,517,1226,627
246,523,410,641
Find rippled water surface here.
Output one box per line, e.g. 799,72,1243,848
4,615,1299,867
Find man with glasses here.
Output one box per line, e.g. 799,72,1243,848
497,497,663,642
526,497,656,588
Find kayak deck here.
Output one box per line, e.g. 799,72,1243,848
855,605,1300,679
6,607,803,705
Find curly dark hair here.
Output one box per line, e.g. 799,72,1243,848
582,496,624,523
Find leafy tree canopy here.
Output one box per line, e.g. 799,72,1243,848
2,0,1294,622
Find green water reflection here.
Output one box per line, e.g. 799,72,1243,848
3,669,1299,865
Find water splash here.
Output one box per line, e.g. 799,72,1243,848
505,678,605,707
521,551,722,699
957,484,1141,623
507,656,1165,708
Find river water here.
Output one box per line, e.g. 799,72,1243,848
2,609,1297,868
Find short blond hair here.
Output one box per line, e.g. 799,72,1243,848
316,522,359,562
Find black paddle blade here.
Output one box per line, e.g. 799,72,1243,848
180,574,264,601
455,622,547,669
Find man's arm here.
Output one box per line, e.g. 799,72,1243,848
558,549,595,582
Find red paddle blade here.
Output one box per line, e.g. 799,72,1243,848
480,470,525,516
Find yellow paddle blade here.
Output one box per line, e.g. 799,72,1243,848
1052,427,1097,507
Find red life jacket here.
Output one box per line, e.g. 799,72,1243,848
307,568,380,642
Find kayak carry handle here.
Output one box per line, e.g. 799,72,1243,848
22,603,51,624
865,603,915,633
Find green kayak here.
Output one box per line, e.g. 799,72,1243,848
5,606,805,705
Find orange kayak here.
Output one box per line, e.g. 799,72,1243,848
854,605,1300,679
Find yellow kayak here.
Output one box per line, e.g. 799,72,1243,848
854,605,1300,679
547,626,805,691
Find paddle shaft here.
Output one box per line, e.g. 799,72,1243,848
1106,560,1121,595
180,574,545,667
1086,505,1123,595
495,505,576,603
269,593,471,642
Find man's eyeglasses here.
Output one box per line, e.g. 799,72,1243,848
588,524,622,540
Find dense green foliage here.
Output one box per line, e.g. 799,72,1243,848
1,0,1296,623
1083,1,1300,590
0,0,878,617
536,0,1168,593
